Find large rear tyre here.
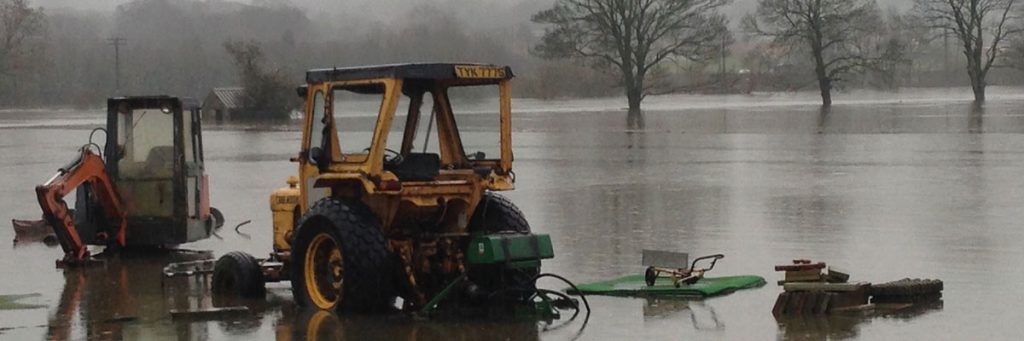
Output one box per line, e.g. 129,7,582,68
467,192,539,302
212,251,265,298
290,198,393,312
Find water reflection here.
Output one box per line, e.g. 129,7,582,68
46,250,213,341
643,298,723,331
272,309,542,341
515,97,1024,134
775,301,944,341
968,104,984,134
817,106,831,134
39,249,552,340
776,315,862,340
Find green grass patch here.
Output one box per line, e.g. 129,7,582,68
0,294,45,310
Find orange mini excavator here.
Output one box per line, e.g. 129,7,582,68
34,96,222,266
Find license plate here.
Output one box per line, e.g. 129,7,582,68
454,65,507,79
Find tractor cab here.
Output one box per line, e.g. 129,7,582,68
74,96,215,247
296,63,515,215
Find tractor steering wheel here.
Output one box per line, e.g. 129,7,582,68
383,148,403,166
362,147,403,165
360,147,403,165
364,146,403,163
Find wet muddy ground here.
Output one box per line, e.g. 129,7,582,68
3,87,1024,340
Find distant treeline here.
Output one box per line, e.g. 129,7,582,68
0,0,1021,108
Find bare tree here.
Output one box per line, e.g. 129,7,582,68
744,0,898,107
532,0,731,128
914,0,1022,103
224,40,297,120
0,0,44,77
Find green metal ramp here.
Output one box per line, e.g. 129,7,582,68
570,275,766,298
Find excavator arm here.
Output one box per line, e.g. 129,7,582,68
35,147,128,265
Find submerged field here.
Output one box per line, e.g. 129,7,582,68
2,87,1024,340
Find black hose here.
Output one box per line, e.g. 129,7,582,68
534,273,590,315
234,220,252,239
534,288,581,321
87,128,107,158
533,273,591,339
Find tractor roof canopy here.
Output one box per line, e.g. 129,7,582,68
305,63,514,84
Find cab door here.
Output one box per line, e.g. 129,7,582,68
299,87,332,212
183,106,208,221
114,105,177,220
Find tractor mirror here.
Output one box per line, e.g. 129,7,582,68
309,146,324,165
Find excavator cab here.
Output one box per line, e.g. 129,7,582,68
39,96,217,264
100,96,214,245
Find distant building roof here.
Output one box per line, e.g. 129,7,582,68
206,87,245,109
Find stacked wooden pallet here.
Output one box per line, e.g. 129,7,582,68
772,260,868,317
771,260,943,317
775,259,849,285
870,278,944,304
772,282,871,317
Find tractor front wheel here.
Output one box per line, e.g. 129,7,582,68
212,251,266,298
290,198,393,312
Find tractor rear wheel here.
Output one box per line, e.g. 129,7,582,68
467,192,539,302
212,251,266,298
290,198,393,312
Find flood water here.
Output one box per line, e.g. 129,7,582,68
2,87,1024,340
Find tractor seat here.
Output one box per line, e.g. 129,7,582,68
144,146,175,175
385,153,439,181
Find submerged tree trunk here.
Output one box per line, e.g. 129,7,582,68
970,73,986,103
812,47,833,107
968,102,985,133
626,85,645,129
818,78,833,107
816,105,832,134
966,49,987,104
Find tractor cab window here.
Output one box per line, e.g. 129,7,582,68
332,84,382,156
384,88,443,181
115,107,176,218
117,108,174,179
411,92,440,155
391,89,439,155
183,109,196,165
308,91,326,160
447,85,501,161
387,93,410,153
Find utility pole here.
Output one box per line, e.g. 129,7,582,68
108,37,126,93
942,28,949,84
720,34,727,93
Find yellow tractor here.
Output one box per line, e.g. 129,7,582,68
213,63,554,313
